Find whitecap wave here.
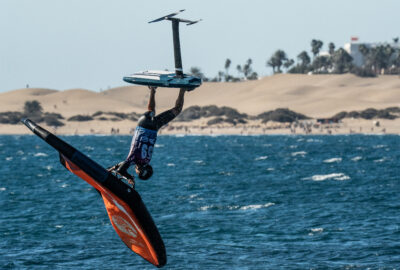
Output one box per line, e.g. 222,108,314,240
188,194,199,199
304,173,350,181
219,171,234,176
34,153,48,157
307,139,322,143
199,205,213,211
374,158,387,163
0,187,6,191
292,151,307,156
373,144,387,149
311,228,324,233
255,156,268,161
239,203,275,210
199,203,275,212
5,157,13,161
323,157,342,163
351,156,362,161
167,163,175,167
194,160,205,164
155,144,164,148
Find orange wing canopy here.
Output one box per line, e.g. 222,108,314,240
22,119,166,268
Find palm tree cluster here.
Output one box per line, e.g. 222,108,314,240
191,58,258,82
267,37,400,76
358,41,400,75
268,39,354,75
191,37,400,81
266,50,294,73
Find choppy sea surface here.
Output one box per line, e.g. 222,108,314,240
1,134,399,269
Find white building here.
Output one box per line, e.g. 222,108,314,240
344,39,400,67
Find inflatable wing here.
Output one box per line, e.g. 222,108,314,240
22,119,166,268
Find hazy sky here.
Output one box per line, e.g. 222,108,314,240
1,0,399,92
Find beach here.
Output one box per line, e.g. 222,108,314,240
0,118,398,135
1,74,399,135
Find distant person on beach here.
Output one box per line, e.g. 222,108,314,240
109,86,187,182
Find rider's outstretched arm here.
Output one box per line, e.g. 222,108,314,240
154,88,187,130
172,88,186,116
148,86,156,112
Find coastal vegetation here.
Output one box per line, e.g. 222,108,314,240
67,115,94,122
92,111,139,121
193,37,400,80
191,58,259,82
68,111,140,122
177,105,247,122
333,107,400,120
257,108,310,123
268,38,400,76
0,101,64,126
1,101,399,129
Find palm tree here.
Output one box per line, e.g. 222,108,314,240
328,42,335,55
311,39,323,58
267,50,287,73
274,50,287,73
236,64,242,78
224,58,231,81
243,59,258,80
393,52,400,74
332,48,353,73
235,59,258,80
243,58,252,78
267,58,278,73
358,44,372,70
297,51,311,73
382,45,395,73
364,45,395,74
358,44,369,56
190,67,207,81
217,71,224,82
312,56,331,73
283,59,295,71
247,72,258,80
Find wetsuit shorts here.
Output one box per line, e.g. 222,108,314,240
126,109,177,165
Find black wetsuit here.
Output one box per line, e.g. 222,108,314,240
126,109,177,166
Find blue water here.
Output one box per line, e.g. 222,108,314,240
1,135,399,269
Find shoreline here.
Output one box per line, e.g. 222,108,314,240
1,118,398,136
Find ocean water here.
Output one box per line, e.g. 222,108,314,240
0,134,399,269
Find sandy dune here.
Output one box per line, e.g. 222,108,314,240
1,74,399,118
0,74,399,135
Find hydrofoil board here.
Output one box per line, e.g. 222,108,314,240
123,70,201,90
